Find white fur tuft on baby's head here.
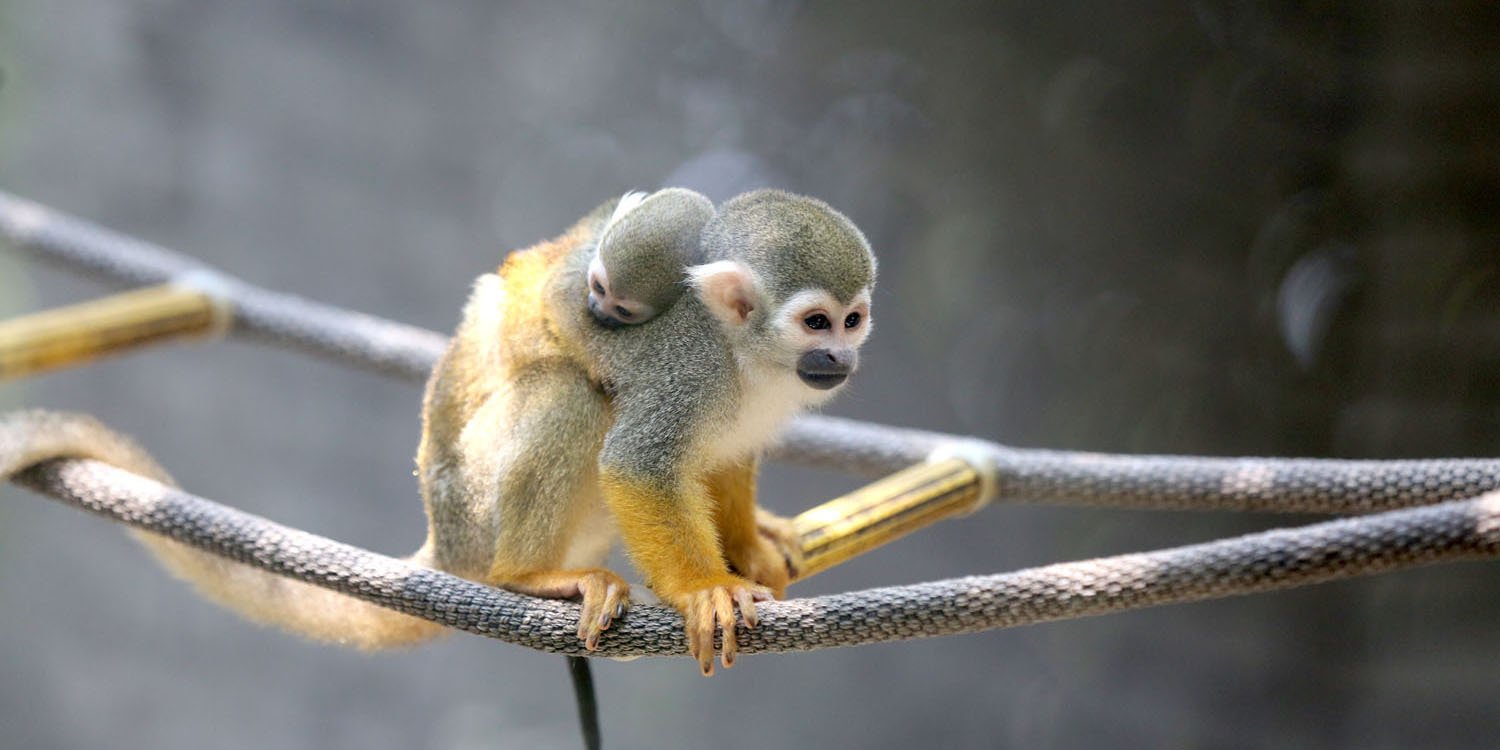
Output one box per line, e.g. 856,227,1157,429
600,190,649,246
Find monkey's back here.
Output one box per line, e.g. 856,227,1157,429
418,201,614,482
495,201,617,379
424,194,743,489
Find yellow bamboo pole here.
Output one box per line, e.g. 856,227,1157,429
0,284,230,381
794,457,991,579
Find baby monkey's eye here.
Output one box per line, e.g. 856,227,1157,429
804,313,831,331
592,280,607,295
614,306,634,319
844,312,862,329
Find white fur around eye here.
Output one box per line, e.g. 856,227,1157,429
772,288,873,351
780,290,837,324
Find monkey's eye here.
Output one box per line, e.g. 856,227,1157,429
844,312,862,329
614,306,634,319
804,313,831,331
592,280,607,295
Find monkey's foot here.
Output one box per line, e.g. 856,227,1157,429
661,576,773,676
495,568,632,651
726,508,803,597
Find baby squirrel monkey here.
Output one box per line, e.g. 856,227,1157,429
585,188,715,328
0,189,875,680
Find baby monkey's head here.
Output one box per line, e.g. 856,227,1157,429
587,188,715,328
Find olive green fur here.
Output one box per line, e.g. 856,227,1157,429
553,227,737,489
700,189,876,304
599,188,716,314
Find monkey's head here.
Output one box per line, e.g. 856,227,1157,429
587,188,715,329
689,189,876,396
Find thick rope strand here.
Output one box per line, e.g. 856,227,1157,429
11,456,1500,656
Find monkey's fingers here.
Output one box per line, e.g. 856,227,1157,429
683,594,719,676
717,581,775,670
733,588,759,628
603,584,631,627
576,588,608,650
712,587,739,670
574,571,632,651
667,578,774,675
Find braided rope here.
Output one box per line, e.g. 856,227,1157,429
12,457,1500,656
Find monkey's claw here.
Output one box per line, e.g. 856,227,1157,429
666,577,773,676
575,570,632,651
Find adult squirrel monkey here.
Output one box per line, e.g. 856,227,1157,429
422,187,875,674
0,189,876,678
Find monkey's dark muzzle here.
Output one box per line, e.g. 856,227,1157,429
797,348,854,390
588,298,627,329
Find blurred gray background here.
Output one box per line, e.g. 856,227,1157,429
3,1,1499,748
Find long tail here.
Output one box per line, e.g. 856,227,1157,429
1,409,445,649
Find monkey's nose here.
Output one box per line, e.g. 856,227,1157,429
590,306,626,329
586,297,625,329
796,348,851,390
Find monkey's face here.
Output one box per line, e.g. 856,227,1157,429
773,288,872,391
689,258,874,396
587,255,657,328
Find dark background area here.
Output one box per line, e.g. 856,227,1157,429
2,2,1499,748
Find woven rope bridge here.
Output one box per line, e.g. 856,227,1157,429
3,190,1499,658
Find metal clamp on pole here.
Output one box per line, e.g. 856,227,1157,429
793,442,1000,579
0,273,234,381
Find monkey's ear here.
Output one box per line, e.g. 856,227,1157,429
687,260,761,327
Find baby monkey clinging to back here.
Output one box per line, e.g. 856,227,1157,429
585,188,715,328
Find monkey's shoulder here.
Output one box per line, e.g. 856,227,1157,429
596,298,733,386
493,207,615,375
495,196,617,296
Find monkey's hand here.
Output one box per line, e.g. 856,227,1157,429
573,569,633,651
725,508,803,598
494,569,632,651
660,576,773,676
